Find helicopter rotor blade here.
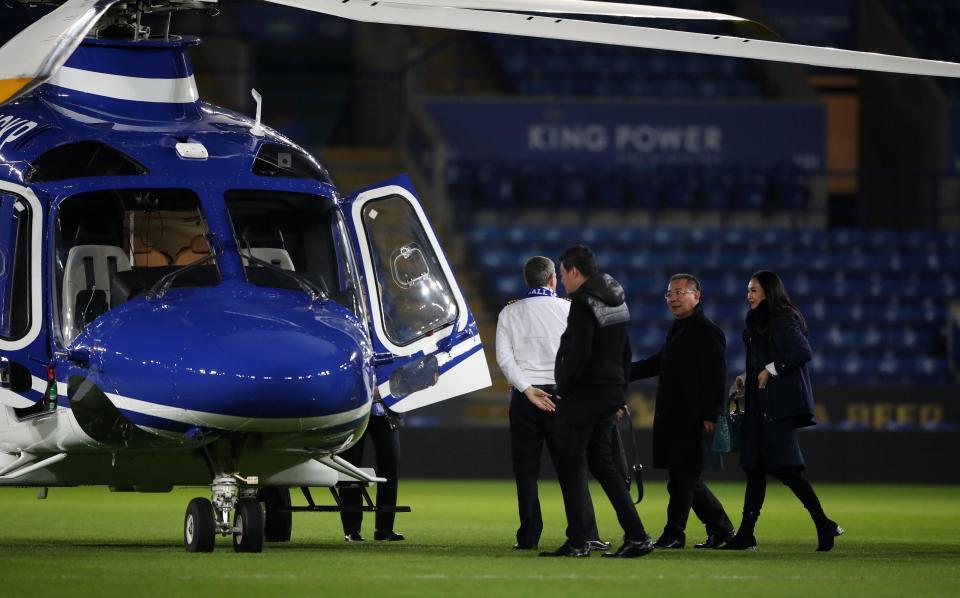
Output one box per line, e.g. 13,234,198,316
378,0,753,22
264,0,960,78
0,0,123,106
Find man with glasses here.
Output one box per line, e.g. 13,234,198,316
496,256,610,552
630,273,735,550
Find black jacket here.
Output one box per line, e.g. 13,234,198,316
631,305,727,470
744,302,816,428
555,273,632,399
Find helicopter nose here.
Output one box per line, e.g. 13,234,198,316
87,297,374,433
172,314,373,432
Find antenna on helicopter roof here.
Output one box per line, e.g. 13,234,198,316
250,88,265,137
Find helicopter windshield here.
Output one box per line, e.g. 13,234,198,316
225,191,365,320
54,189,220,346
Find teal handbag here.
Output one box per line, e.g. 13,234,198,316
712,378,745,453
712,397,744,453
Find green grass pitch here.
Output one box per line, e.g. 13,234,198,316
1,481,958,597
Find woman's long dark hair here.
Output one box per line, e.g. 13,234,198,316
750,270,808,335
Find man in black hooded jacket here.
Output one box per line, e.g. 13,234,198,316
540,244,654,559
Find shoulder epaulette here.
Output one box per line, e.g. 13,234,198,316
507,299,519,305
562,297,572,302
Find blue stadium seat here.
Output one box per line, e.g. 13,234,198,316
475,161,515,207
624,173,661,208
732,170,768,210
468,225,502,246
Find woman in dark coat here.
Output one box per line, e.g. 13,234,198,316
723,270,843,552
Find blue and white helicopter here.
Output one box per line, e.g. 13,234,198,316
0,0,958,553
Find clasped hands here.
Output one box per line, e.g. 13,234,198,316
523,386,556,412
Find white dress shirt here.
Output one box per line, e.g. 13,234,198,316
495,289,570,393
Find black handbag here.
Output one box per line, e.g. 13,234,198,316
614,408,644,504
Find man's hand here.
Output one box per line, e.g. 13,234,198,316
758,369,770,389
703,420,715,434
616,405,630,420
523,386,556,412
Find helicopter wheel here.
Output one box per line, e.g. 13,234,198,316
233,497,265,553
258,487,293,542
184,497,216,553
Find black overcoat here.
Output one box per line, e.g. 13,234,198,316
631,305,726,470
739,306,815,471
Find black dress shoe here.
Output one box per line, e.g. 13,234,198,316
374,530,405,541
602,537,655,558
587,539,612,551
538,543,590,557
344,532,365,542
720,533,757,550
694,531,735,549
513,543,537,550
653,535,685,549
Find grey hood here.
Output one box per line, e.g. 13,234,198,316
573,273,630,327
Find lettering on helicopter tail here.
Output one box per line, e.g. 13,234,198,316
0,115,38,152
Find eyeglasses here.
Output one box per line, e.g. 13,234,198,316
664,290,696,299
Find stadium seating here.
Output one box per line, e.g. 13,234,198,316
482,0,767,99
446,159,812,213
884,0,960,100
470,225,958,385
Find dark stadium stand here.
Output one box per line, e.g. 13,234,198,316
883,0,960,100
486,36,766,98
447,160,811,213
482,0,767,98
469,225,958,386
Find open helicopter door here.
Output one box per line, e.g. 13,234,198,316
342,174,490,412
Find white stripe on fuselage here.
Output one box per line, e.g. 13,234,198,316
5,374,369,434
105,392,371,433
47,67,199,104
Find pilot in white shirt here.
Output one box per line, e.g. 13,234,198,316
495,256,605,551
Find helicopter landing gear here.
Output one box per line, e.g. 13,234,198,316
183,475,264,553
258,487,293,542
233,497,264,553
184,497,216,552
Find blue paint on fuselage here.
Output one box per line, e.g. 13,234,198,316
76,284,373,421
0,37,375,438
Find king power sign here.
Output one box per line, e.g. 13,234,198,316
423,99,825,171
527,123,724,155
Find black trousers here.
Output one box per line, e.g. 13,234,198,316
663,469,733,539
510,388,600,547
555,393,646,546
339,415,400,535
742,466,826,521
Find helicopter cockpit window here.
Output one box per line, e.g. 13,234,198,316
54,189,219,347
225,191,365,319
25,141,148,183
251,143,332,184
361,195,457,346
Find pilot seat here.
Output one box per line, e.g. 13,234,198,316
61,223,131,344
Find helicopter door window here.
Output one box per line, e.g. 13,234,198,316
225,191,363,317
54,189,219,347
361,195,457,346
0,193,32,341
